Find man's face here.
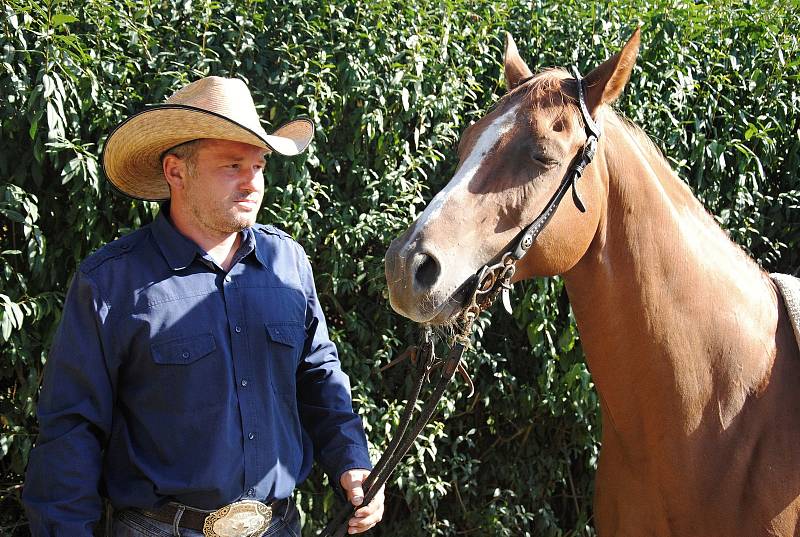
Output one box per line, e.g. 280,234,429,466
179,139,267,236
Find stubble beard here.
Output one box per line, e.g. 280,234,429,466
228,211,256,232
188,192,260,237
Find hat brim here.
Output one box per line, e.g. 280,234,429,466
101,105,314,201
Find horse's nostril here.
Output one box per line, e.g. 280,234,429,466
414,252,441,290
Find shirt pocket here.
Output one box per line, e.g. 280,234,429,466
151,333,217,366
265,322,305,395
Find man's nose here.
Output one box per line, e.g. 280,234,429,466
240,168,263,191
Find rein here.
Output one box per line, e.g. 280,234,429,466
318,66,600,537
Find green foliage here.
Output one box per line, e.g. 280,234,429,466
1,0,799,535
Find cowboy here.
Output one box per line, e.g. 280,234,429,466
22,76,385,536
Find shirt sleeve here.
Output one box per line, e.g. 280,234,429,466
22,270,116,537
294,251,373,488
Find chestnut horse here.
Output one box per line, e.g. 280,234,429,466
384,30,800,535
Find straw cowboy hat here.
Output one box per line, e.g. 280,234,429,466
102,76,314,201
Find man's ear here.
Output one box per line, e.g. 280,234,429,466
162,154,188,192
583,28,641,116
504,33,533,92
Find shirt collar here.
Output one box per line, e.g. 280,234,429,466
151,208,204,271
152,207,268,271
243,226,269,269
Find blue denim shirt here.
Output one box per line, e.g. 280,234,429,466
23,211,372,536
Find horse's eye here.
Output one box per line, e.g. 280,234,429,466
531,151,558,169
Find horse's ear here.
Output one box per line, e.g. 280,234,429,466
504,33,533,92
584,28,641,115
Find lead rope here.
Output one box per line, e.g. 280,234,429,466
317,265,513,537
318,66,600,537
318,328,472,537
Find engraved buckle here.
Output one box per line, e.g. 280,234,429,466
202,500,272,537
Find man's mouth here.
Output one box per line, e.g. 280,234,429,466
234,199,259,209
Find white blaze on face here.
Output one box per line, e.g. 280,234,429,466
386,101,522,322
413,103,520,234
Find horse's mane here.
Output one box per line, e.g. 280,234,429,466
604,102,766,278
614,115,668,164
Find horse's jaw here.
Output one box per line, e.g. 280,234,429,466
388,290,464,326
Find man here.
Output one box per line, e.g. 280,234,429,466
23,76,384,536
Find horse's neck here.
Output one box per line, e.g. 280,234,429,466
564,116,781,442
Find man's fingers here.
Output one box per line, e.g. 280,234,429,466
354,502,377,517
347,486,385,534
349,482,365,507
340,468,369,506
340,470,385,533
348,506,384,533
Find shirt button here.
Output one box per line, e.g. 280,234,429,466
235,326,242,333
241,379,248,387
181,351,190,359
248,432,255,440
224,275,231,282
247,488,254,497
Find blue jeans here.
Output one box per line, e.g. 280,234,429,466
112,499,301,537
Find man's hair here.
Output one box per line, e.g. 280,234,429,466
162,139,203,174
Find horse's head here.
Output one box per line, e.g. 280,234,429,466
385,30,640,324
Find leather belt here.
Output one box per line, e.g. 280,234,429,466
136,498,288,535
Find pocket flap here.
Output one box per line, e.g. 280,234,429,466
265,323,304,347
151,333,216,365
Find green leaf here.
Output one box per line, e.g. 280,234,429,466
51,13,78,26
0,209,26,223
0,310,11,341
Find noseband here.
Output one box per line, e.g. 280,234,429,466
461,66,602,322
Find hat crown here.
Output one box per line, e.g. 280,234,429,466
165,76,264,136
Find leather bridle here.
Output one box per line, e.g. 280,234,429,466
319,66,601,537
461,65,601,323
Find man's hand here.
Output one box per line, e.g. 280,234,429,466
339,469,385,534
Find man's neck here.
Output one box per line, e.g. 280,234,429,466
204,234,241,272
167,207,243,272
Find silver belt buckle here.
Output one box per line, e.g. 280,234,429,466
202,499,272,537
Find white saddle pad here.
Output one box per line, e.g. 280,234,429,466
771,273,800,345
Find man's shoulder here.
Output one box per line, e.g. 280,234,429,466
251,223,306,254
251,223,311,275
80,227,152,275
252,223,294,242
